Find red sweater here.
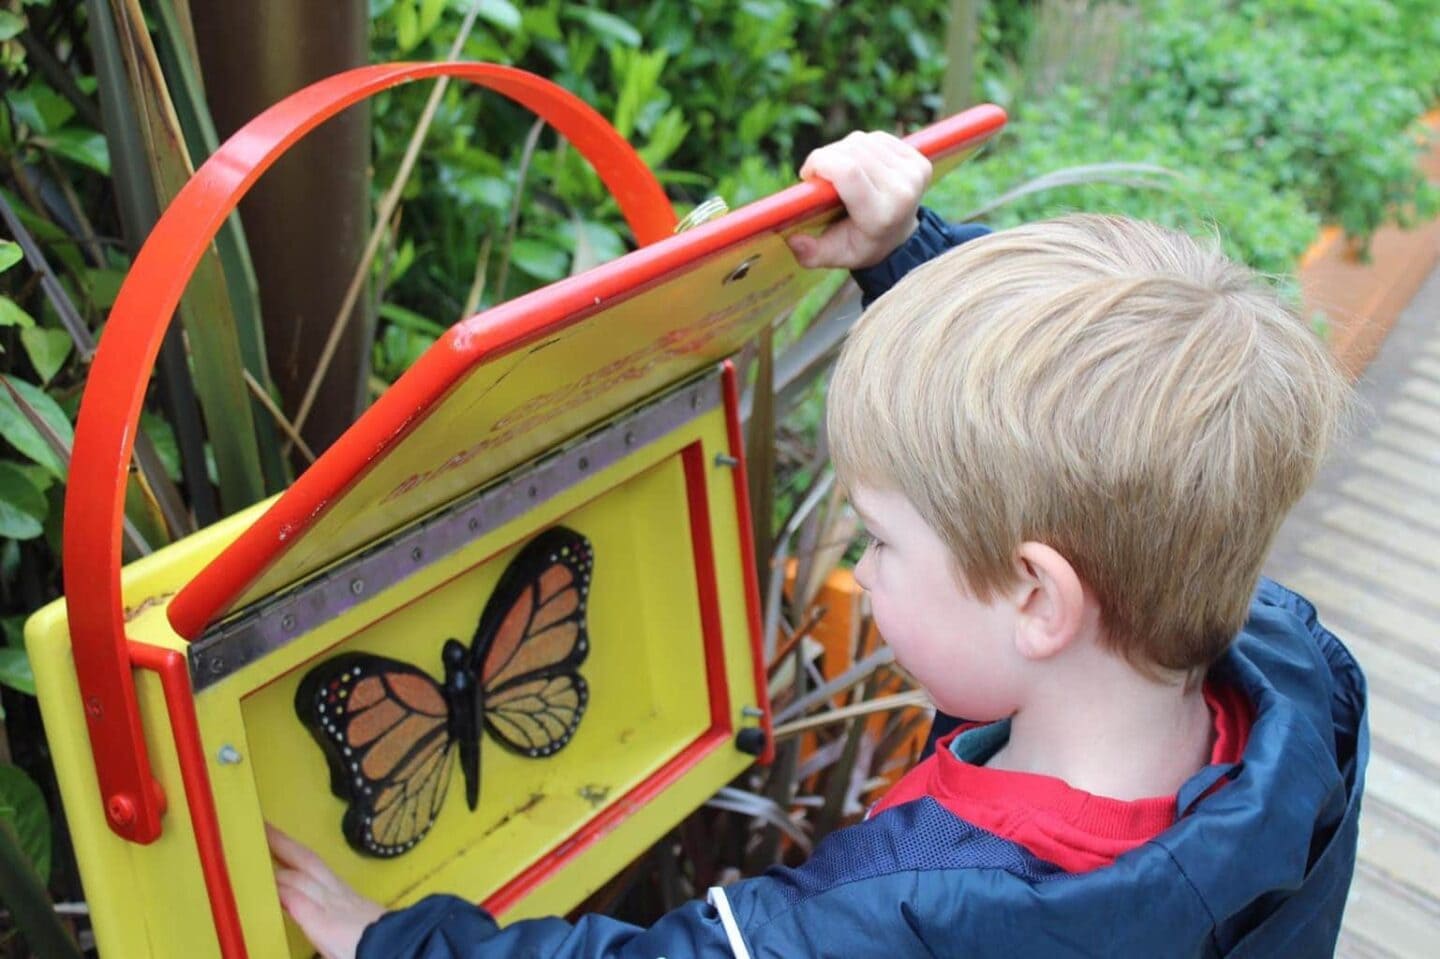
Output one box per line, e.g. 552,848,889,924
870,681,1253,873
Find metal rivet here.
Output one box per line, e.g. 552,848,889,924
217,745,243,765
578,456,589,471
350,579,365,596
468,517,480,532
208,657,225,675
411,546,424,562
106,795,136,827
281,614,296,632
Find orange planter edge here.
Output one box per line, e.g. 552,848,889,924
1299,110,1440,379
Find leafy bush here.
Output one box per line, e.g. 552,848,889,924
366,0,951,343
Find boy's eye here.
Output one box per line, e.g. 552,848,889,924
867,534,884,551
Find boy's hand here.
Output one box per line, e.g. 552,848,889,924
268,824,385,959
787,131,932,270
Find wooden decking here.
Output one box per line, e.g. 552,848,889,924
1262,266,1440,958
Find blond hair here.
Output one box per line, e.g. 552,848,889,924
828,214,1348,673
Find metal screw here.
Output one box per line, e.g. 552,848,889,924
106,795,136,827
578,456,589,471
207,656,225,675
528,485,538,499
217,745,243,765
85,697,103,719
350,578,365,596
468,517,480,532
411,546,424,562
725,255,759,284
624,431,635,447
715,453,740,468
281,614,297,632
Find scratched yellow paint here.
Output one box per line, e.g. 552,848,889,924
228,230,823,616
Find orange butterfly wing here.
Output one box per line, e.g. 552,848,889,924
472,527,593,758
295,655,456,857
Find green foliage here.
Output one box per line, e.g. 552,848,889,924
366,0,951,336
0,762,50,882
1122,0,1438,242
928,86,1322,278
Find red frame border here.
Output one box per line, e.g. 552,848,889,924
129,427,766,954
64,62,679,845
128,642,247,959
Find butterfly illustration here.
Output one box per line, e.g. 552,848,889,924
295,526,593,857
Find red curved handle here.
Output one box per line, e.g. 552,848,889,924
62,62,675,843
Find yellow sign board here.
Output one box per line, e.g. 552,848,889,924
24,59,1004,958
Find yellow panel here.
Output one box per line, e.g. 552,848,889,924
247,452,711,910
28,397,764,958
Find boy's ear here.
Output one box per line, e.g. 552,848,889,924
1011,542,1086,661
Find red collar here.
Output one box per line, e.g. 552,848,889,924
870,679,1253,872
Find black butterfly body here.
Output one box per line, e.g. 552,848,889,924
295,526,593,857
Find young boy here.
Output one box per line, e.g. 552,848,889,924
271,132,1367,958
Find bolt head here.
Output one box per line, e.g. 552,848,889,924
106,794,136,827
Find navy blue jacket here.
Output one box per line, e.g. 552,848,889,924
359,213,1368,959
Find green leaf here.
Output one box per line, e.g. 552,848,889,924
520,5,561,40
84,267,127,309
0,763,50,882
0,460,46,540
0,376,73,479
2,615,24,648
0,648,35,695
3,84,73,135
394,1,419,51
566,6,641,48
140,411,182,482
417,0,446,38
480,0,524,34
0,240,20,274
0,11,25,42
35,128,110,174
20,327,72,384
0,296,35,329
507,237,569,282
378,302,447,336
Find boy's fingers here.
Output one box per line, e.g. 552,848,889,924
267,823,328,874
804,150,888,230
786,233,818,267
795,222,864,269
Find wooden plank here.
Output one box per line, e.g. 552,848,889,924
1321,503,1440,568
1334,927,1396,959
1356,799,1440,903
1299,532,1440,615
1339,473,1440,533
1400,376,1440,408
1370,694,1440,771
1281,568,1440,670
1354,445,1440,495
1369,420,1440,465
1386,399,1440,439
1338,629,1440,720
1341,866,1440,959
1364,752,1440,836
